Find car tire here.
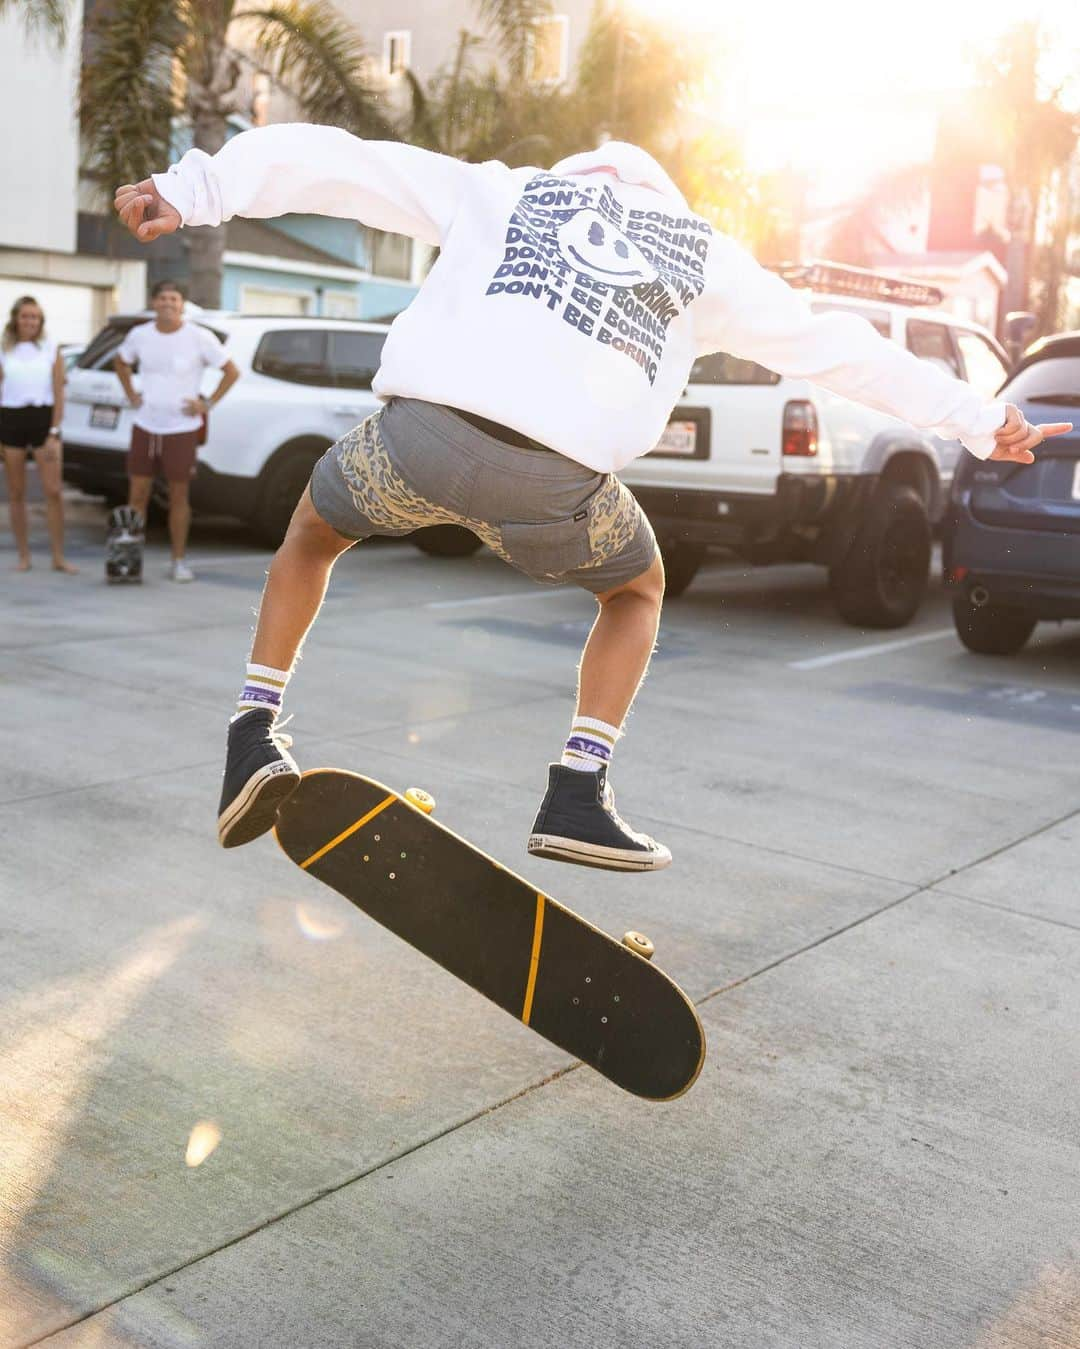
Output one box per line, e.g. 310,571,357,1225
253,442,328,547
952,595,1036,655
659,541,704,598
410,525,484,558
828,482,931,629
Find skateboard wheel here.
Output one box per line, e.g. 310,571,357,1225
622,931,655,960
404,787,436,814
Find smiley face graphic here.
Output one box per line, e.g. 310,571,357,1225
555,209,658,287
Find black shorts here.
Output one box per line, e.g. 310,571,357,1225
0,405,53,452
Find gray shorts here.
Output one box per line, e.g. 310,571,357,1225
309,398,657,594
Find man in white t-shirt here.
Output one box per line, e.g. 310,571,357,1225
114,279,239,581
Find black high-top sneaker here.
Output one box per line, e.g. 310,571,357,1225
527,764,671,872
217,708,301,848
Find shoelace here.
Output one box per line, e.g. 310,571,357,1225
270,713,293,751
601,779,656,848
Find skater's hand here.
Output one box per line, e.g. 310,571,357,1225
129,392,144,409
114,178,181,243
182,395,208,415
989,404,1072,464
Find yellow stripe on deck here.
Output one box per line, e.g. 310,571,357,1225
299,794,397,870
521,894,546,1026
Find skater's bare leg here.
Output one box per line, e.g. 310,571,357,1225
250,485,355,672
575,553,664,728
4,448,31,568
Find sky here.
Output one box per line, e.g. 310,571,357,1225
646,0,1080,206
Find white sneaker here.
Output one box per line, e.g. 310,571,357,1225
169,559,195,583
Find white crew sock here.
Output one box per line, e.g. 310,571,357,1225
560,715,620,772
233,662,291,721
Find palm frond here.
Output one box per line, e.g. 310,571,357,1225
80,0,186,198
239,1,397,139
0,0,69,44
474,0,553,82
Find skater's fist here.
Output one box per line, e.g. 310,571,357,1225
114,179,181,242
989,403,1072,464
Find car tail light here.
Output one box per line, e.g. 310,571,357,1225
782,400,818,457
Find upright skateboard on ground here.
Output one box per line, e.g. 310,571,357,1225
275,769,705,1100
105,506,144,584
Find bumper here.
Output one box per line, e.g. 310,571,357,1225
625,474,873,548
63,441,257,520
944,505,1080,619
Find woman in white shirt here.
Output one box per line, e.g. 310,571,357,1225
0,295,77,572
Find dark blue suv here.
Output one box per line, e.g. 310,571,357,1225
945,332,1080,654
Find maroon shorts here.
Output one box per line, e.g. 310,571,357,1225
128,427,200,482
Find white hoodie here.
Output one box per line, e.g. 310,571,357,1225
154,124,1008,472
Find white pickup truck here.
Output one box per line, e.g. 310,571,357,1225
619,261,1012,627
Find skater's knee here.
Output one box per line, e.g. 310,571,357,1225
282,485,354,557
597,553,664,610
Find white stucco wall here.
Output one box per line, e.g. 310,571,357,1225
0,6,83,254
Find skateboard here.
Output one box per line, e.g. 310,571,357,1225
274,769,705,1100
105,506,144,584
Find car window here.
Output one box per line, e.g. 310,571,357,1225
253,329,331,386
1005,356,1080,404
330,330,386,390
688,352,780,386
906,320,961,377
954,330,1009,398
77,320,144,371
811,302,891,338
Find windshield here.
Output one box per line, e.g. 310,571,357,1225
1006,355,1080,405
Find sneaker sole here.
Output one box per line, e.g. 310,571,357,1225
218,762,300,848
527,833,671,873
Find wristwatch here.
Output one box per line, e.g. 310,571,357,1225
48,426,61,438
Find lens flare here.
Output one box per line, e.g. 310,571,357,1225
185,1122,221,1167
294,902,347,941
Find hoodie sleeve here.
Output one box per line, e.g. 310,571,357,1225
693,233,1008,459
152,124,482,248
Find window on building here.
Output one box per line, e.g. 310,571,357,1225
384,31,411,77
252,328,332,386
368,229,412,281
323,291,359,319
330,330,387,390
239,286,312,316
529,16,569,85
906,320,962,378
954,329,1010,398
251,72,271,128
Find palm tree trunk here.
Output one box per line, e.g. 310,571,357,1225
186,111,229,308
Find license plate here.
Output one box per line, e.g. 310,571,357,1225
1073,462,1080,500
654,420,697,456
90,403,120,430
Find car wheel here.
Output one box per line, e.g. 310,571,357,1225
829,482,931,629
659,541,704,598
952,595,1036,655
254,443,327,547
410,525,484,558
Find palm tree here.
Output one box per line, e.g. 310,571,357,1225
79,0,397,306
0,0,70,40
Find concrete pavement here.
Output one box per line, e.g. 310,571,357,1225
2,501,1079,1347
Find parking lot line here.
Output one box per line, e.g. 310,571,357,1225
789,628,954,670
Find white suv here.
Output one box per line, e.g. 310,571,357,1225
619,262,1012,627
62,313,388,544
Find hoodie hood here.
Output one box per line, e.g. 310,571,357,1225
549,142,687,206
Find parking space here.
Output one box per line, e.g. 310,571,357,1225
3,506,1078,1346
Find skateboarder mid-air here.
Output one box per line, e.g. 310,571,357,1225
114,125,1071,870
